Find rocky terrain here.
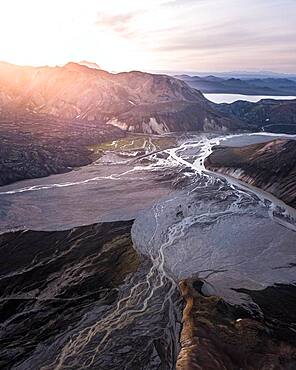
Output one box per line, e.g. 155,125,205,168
214,99,296,134
176,279,296,370
1,61,296,370
0,115,125,186
0,220,141,369
176,74,296,96
2,213,295,370
0,61,242,135
205,139,296,208
0,62,248,185
0,220,182,370
0,132,296,369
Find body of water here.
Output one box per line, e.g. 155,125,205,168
204,93,296,104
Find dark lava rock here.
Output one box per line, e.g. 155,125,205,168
0,220,139,369
0,220,181,370
0,116,125,186
235,284,296,346
205,139,296,208
176,279,296,370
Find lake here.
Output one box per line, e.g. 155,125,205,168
204,93,296,104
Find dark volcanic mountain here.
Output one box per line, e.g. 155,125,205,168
205,139,296,208
0,61,240,134
176,74,296,96
214,99,296,134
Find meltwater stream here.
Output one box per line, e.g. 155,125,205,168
133,133,296,301
1,132,296,369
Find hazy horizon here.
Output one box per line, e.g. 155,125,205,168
1,59,296,78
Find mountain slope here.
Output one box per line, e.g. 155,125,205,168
0,62,246,185
176,74,296,96
214,99,296,134
0,117,125,186
205,139,296,208
0,62,242,134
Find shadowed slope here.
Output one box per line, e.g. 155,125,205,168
205,139,296,208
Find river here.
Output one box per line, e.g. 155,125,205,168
1,132,296,369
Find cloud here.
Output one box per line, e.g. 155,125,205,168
96,12,140,37
153,25,296,54
144,0,296,72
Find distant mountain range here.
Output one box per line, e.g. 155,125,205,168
164,70,296,80
175,74,296,95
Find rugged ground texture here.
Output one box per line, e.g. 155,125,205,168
0,61,246,185
0,220,140,369
0,115,125,185
205,139,296,208
176,279,296,370
0,61,242,134
214,99,296,134
0,220,182,370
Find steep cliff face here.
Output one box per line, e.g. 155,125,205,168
0,62,242,134
176,279,296,370
205,139,296,208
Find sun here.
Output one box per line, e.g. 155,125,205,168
0,0,150,71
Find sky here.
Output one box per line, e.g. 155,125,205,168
0,0,295,73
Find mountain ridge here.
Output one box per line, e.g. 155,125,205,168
0,61,242,134
0,61,247,185
205,139,296,208
176,74,296,96
214,99,296,134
